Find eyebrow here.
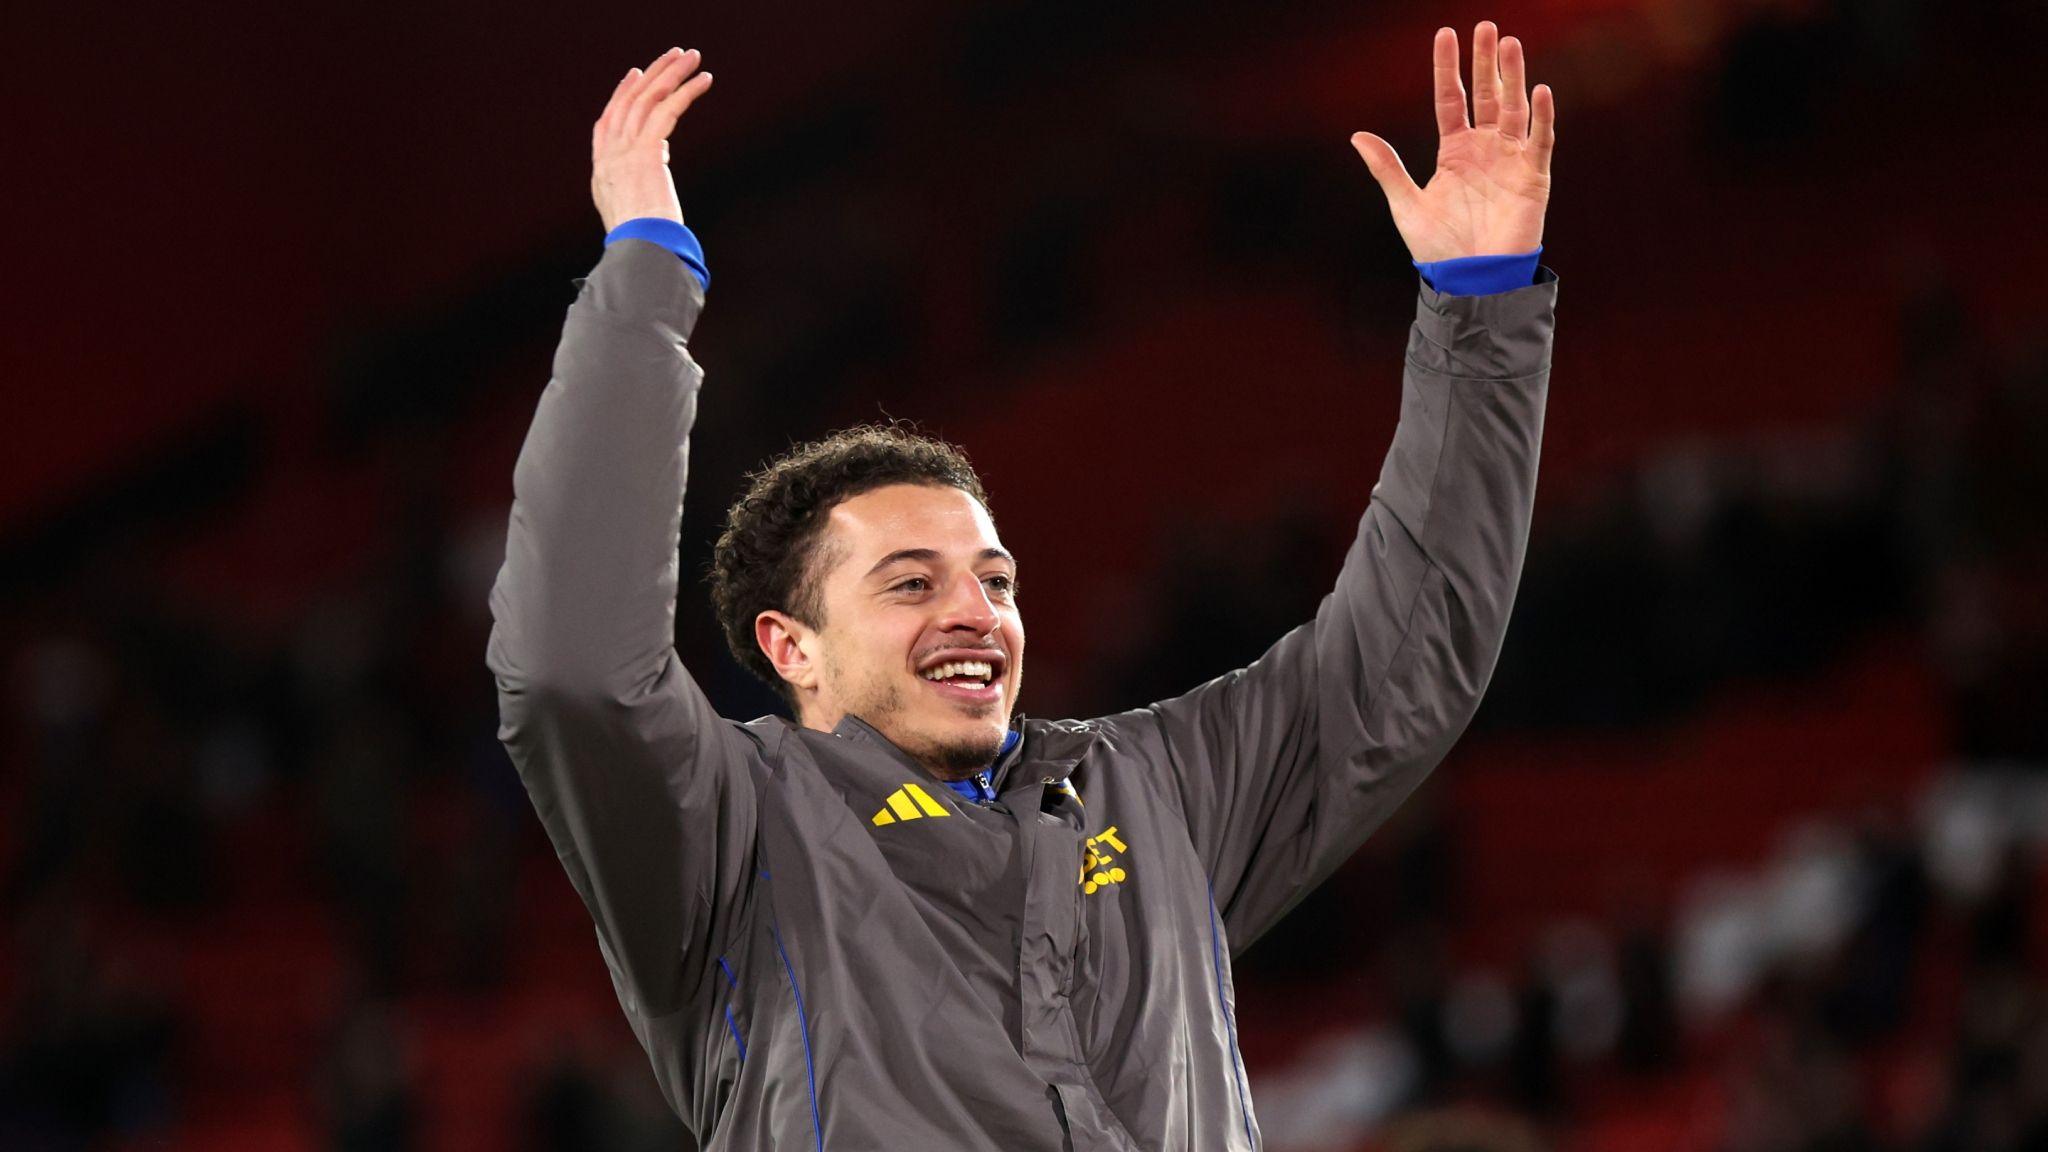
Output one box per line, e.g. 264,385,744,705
863,546,1015,579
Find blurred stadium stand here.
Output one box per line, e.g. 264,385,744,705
5,0,2044,1148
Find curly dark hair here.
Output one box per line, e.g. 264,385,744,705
709,424,991,704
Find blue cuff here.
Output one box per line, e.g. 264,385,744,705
604,217,709,291
1414,246,1541,297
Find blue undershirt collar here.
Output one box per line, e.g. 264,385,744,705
942,729,1020,804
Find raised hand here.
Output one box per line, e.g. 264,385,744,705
1350,22,1555,263
591,47,714,233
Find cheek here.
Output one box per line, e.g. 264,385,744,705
864,613,926,676
829,604,905,663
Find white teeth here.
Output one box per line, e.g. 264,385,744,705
921,659,995,684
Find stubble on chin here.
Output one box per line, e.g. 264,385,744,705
846,668,1005,780
911,725,1005,779
913,683,1010,777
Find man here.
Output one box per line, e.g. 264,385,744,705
489,21,1556,1150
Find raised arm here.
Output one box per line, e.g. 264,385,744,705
486,49,757,1047
1104,22,1557,949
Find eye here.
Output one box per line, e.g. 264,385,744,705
891,577,930,595
983,573,1017,597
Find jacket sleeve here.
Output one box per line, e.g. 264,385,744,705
1101,271,1555,950
486,239,761,1030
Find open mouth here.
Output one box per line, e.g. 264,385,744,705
916,652,1007,702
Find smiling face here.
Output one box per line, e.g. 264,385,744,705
755,482,1024,778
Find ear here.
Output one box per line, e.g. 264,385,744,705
755,610,819,695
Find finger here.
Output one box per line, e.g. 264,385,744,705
622,48,686,139
1499,36,1529,141
597,66,644,148
1472,21,1500,129
594,66,637,152
1351,132,1423,211
625,48,696,139
640,52,706,137
650,70,714,137
1529,83,1557,176
1432,27,1468,137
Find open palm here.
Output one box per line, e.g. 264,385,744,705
1351,22,1555,264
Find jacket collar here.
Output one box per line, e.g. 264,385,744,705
828,712,1100,796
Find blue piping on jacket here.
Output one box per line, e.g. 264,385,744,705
771,924,824,1151
1209,887,1256,1147
717,956,746,1061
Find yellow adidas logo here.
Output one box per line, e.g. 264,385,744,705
871,783,950,826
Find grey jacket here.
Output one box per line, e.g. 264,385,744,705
487,239,1556,1150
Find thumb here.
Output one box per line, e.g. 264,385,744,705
1350,132,1420,208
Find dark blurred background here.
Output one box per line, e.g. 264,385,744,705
4,0,2044,1148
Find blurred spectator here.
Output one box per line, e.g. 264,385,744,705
1507,954,1562,1119
521,1043,606,1152
1718,1015,1879,1152
1817,810,1928,1045
1390,924,1458,1107
518,1030,691,1152
0,900,177,1149
314,999,418,1152
1971,844,2036,972
1915,965,2048,1152
1615,918,1680,1073
1381,1107,1549,1152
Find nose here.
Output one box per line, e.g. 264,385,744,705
936,573,1000,637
